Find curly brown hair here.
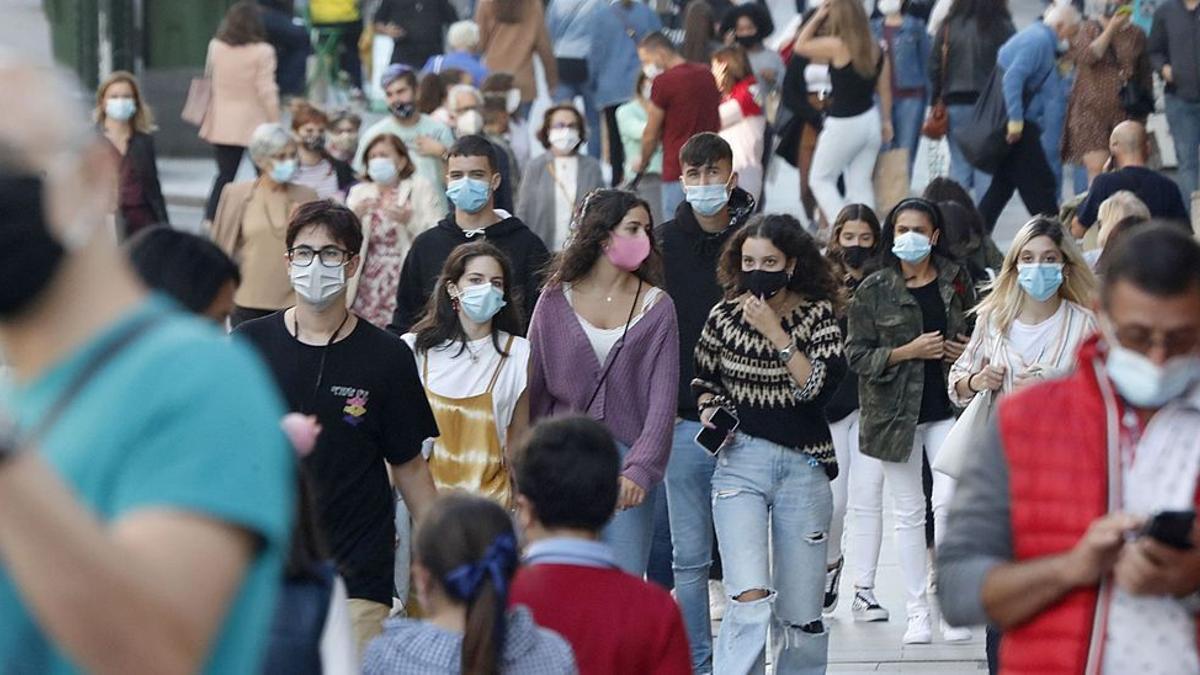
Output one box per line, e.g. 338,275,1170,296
544,189,663,287
717,213,842,310
537,104,586,150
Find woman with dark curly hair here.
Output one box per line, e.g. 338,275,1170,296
527,189,679,576
692,213,847,673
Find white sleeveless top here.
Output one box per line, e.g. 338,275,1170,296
563,284,663,364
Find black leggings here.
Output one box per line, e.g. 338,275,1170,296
205,144,246,221
604,105,626,187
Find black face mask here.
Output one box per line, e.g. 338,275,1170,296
0,175,64,318
734,35,760,49
302,134,325,151
741,269,790,299
842,245,871,269
390,101,416,118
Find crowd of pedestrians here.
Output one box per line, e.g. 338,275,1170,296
8,0,1200,672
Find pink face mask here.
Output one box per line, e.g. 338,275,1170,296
605,231,651,272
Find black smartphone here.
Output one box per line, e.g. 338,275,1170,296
695,407,739,456
1142,510,1195,550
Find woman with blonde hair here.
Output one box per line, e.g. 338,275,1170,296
95,70,168,237
795,0,894,228
949,216,1098,406
1083,189,1150,267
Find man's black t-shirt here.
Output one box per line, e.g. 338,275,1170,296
235,312,438,604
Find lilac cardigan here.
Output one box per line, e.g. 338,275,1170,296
528,285,680,490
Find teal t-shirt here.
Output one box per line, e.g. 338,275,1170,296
0,297,294,673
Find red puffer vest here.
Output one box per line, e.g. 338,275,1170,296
997,335,1200,674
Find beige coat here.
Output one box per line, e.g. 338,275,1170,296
199,40,281,147
475,0,558,102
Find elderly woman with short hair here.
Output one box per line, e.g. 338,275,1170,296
211,122,320,327
422,20,490,86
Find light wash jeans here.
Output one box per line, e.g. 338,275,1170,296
665,419,717,674
891,96,926,176
712,434,832,675
946,103,993,204
661,179,685,221
1166,94,1200,201
603,442,659,575
810,107,883,223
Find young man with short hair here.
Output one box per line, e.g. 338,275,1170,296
389,135,549,333
656,131,755,674
635,32,721,217
509,415,692,675
235,200,439,652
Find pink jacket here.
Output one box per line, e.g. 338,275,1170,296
199,40,280,147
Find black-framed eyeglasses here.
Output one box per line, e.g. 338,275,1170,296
288,245,355,268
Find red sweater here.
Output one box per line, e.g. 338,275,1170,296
509,564,693,675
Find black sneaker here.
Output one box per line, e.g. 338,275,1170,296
851,588,891,623
822,557,844,615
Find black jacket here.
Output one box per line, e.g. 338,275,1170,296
657,187,755,420
1148,0,1200,102
929,14,1015,104
120,132,169,227
388,214,550,334
375,0,459,68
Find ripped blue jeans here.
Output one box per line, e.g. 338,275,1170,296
712,434,832,675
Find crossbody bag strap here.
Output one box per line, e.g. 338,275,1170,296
938,23,949,98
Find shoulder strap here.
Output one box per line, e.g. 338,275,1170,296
485,334,515,393
938,23,949,92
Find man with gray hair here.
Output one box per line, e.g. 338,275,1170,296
977,3,1081,231
0,61,293,672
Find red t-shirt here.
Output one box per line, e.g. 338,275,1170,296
509,563,692,675
650,62,721,181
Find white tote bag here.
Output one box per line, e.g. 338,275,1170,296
932,389,993,479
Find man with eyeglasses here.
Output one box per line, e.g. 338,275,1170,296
234,200,438,655
938,224,1200,674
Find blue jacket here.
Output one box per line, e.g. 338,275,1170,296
547,0,602,59
588,0,663,108
421,51,489,86
996,22,1058,125
870,16,930,93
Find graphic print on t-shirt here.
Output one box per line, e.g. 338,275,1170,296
332,385,370,427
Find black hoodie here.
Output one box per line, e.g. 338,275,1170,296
656,187,755,420
387,213,550,334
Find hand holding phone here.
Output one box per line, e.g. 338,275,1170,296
1141,510,1195,550
696,407,739,456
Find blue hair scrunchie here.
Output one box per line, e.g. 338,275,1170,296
442,532,518,602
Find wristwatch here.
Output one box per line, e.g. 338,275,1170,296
778,343,797,363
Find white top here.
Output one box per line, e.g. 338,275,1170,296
551,156,579,250
295,159,342,202
1007,302,1068,365
563,285,663,364
400,331,531,447
319,576,358,675
805,63,831,94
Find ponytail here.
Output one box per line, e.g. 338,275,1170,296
441,532,518,675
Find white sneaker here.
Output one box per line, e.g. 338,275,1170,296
850,588,890,622
903,611,932,644
940,619,972,642
708,579,727,622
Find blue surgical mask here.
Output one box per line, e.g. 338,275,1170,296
367,157,398,184
1017,262,1064,302
1103,323,1200,408
458,283,507,324
446,177,491,214
685,181,731,217
105,98,136,122
892,231,933,263
271,158,298,184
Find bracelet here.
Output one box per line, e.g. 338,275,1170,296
966,373,979,394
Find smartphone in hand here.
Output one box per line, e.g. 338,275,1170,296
695,407,739,456
1142,510,1195,550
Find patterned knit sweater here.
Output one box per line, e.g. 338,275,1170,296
692,296,847,478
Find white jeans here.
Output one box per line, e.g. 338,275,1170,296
809,108,883,223
878,418,956,615
836,411,886,589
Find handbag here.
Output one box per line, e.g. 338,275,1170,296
181,44,213,127
873,147,910,216
932,389,993,479
1119,79,1154,118
953,64,1054,174
921,25,950,140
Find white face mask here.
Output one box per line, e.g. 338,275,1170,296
290,260,347,309
455,109,484,137
548,127,581,153
505,88,522,114
878,0,902,13
643,63,664,80
1103,321,1200,409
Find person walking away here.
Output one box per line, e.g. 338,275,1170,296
680,0,721,64
527,189,679,576
822,204,890,623
258,0,312,99
692,214,848,674
509,416,691,675
421,20,490,86
776,12,835,227
616,72,666,221
587,0,663,186
795,0,894,231
871,0,930,177
547,0,603,162
291,101,357,201
234,200,440,654
358,65,456,207
95,71,167,238
126,227,242,325
845,198,978,644
1148,0,1200,202
635,31,722,216
929,0,1014,204
475,0,558,121
211,123,320,328
0,60,293,674
1061,0,1147,184
658,132,755,674
517,104,607,250
311,0,365,91
389,135,550,333
1074,121,1190,233
347,133,447,328
976,4,1081,232
712,46,767,203
939,224,1200,675
374,0,459,69
200,1,281,223
401,242,531,506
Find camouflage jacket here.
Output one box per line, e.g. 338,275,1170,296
845,257,978,463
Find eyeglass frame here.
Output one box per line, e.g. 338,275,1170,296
287,245,357,268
